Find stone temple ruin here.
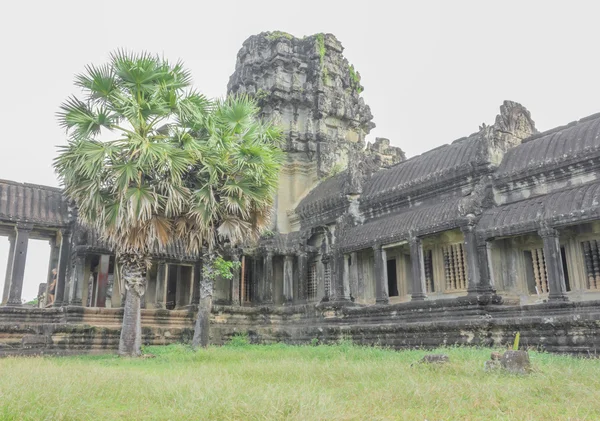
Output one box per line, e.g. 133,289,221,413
1,31,600,355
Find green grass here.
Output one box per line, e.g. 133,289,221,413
0,342,599,420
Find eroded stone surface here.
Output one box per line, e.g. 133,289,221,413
500,350,531,374
420,354,450,364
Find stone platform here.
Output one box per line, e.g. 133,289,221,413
1,300,599,356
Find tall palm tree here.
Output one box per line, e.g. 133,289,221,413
55,51,282,356
182,96,282,348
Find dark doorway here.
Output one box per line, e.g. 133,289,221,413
387,259,398,297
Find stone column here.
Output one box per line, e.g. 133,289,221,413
539,227,569,301
53,229,72,307
253,254,263,303
155,261,166,308
230,254,241,306
349,252,358,301
373,244,389,304
461,225,495,296
283,255,294,305
68,254,85,306
476,241,495,294
461,225,482,295
331,252,351,302
263,252,274,304
409,237,427,301
1,234,16,305
43,237,59,306
191,260,201,305
296,251,308,303
7,225,32,306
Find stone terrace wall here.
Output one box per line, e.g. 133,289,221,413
2,301,599,356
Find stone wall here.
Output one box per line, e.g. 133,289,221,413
2,300,599,356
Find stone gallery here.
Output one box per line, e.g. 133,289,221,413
1,32,599,355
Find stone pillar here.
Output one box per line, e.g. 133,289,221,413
191,260,201,305
68,254,85,306
1,234,16,305
409,237,427,301
155,261,166,308
539,227,569,302
461,225,495,296
331,252,351,302
6,225,32,306
283,255,294,305
349,252,358,301
461,225,481,295
476,241,495,294
44,237,59,306
253,254,263,302
53,229,72,307
297,251,308,303
230,254,241,306
263,252,274,304
373,244,389,304
94,254,110,307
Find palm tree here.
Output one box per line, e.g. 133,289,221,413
55,51,282,355
182,96,282,348
55,51,210,356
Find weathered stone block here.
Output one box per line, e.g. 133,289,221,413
420,354,449,364
21,334,50,349
500,350,531,374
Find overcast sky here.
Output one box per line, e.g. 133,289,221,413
1,0,600,301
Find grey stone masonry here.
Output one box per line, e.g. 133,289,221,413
155,262,166,309
1,234,15,305
7,224,32,306
373,244,389,304
283,255,294,304
53,229,71,307
539,227,569,302
68,254,85,306
409,237,427,301
230,253,241,306
263,252,274,304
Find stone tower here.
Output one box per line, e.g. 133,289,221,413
228,31,381,233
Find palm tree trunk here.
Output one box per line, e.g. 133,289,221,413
118,253,146,357
192,250,215,349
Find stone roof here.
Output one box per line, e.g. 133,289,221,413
295,134,487,222
340,198,464,252
259,231,302,254
478,181,600,238
295,173,347,221
0,179,71,228
361,134,486,204
495,113,600,182
75,226,199,262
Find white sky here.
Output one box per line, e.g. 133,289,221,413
1,0,600,301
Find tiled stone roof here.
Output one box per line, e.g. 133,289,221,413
0,179,71,228
340,198,464,252
295,172,347,220
478,181,600,238
75,226,199,262
496,113,600,182
361,134,486,203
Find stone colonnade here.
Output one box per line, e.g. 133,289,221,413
1,225,71,307
349,223,569,304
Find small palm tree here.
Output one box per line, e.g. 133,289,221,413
55,51,282,356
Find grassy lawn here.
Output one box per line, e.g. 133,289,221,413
0,341,599,421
